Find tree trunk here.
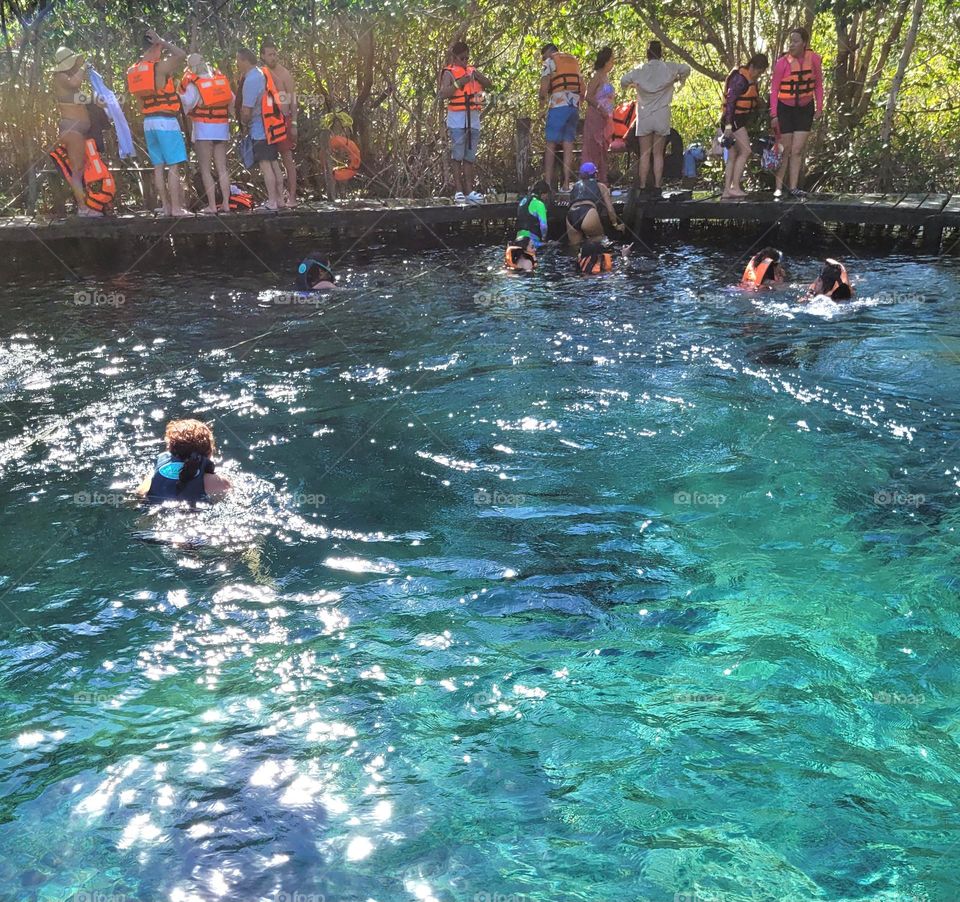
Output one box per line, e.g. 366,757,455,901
879,0,923,188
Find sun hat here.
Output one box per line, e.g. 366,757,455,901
52,47,80,73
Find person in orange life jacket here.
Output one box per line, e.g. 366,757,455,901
136,418,231,504
721,53,768,200
540,43,585,191
261,41,299,208
51,47,94,212
296,254,337,291
130,28,188,216
740,247,786,288
237,47,284,211
770,27,823,199
505,236,538,272
577,239,614,274
180,52,234,214
439,41,492,204
805,258,853,301
565,162,626,247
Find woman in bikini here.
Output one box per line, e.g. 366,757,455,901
52,47,94,214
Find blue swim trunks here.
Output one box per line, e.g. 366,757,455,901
143,115,187,166
546,105,579,144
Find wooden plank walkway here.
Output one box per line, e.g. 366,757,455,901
0,191,955,250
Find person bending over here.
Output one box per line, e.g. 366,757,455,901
565,162,625,247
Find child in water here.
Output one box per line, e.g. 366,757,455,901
137,418,231,504
741,247,786,288
577,240,614,274
805,258,853,301
296,254,336,291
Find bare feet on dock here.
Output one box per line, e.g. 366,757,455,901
722,189,748,200
170,208,191,217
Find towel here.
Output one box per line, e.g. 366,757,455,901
87,64,135,159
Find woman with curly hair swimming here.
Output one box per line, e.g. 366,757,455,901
137,418,231,504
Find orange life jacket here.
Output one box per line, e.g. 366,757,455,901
727,66,759,117
259,66,288,145
505,242,537,271
548,52,583,96
777,50,816,104
443,64,485,113
50,138,116,213
127,59,181,115
742,256,774,286
611,101,637,139
578,251,613,274
181,69,232,124
229,190,253,211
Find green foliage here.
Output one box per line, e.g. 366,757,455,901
1,0,957,204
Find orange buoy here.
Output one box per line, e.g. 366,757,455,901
330,135,361,181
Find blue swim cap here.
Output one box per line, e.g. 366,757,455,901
579,162,598,178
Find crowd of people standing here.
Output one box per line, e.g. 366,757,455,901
446,28,824,203
50,26,825,217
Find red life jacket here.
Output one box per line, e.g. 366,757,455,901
181,69,232,124
126,59,181,115
777,51,816,104
725,66,759,117
443,64,485,113
260,67,288,145
611,101,636,139
50,138,116,213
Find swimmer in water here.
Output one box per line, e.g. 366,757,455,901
505,235,538,272
576,239,615,274
137,418,231,504
296,254,336,291
804,257,853,301
740,247,786,288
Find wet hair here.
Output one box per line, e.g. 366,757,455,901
594,47,613,71
578,240,607,272
451,40,469,58
541,43,558,59
790,27,810,47
753,247,780,266
236,47,257,66
531,179,551,197
165,419,215,492
647,41,662,60
748,53,769,71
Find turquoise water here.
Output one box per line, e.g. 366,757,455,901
0,243,958,902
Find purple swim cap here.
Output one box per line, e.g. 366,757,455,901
579,161,598,177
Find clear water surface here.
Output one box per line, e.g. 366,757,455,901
0,240,958,902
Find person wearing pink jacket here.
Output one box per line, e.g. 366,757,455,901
770,26,823,199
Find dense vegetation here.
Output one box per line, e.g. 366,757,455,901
1,0,958,208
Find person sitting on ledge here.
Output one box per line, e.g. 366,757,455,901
805,257,853,301
296,254,336,291
137,418,231,504
741,247,786,288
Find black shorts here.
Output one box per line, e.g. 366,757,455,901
253,139,279,163
776,101,814,135
566,202,595,232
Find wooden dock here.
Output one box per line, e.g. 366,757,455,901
1,191,957,263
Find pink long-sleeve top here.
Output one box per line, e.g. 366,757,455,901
770,50,823,118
